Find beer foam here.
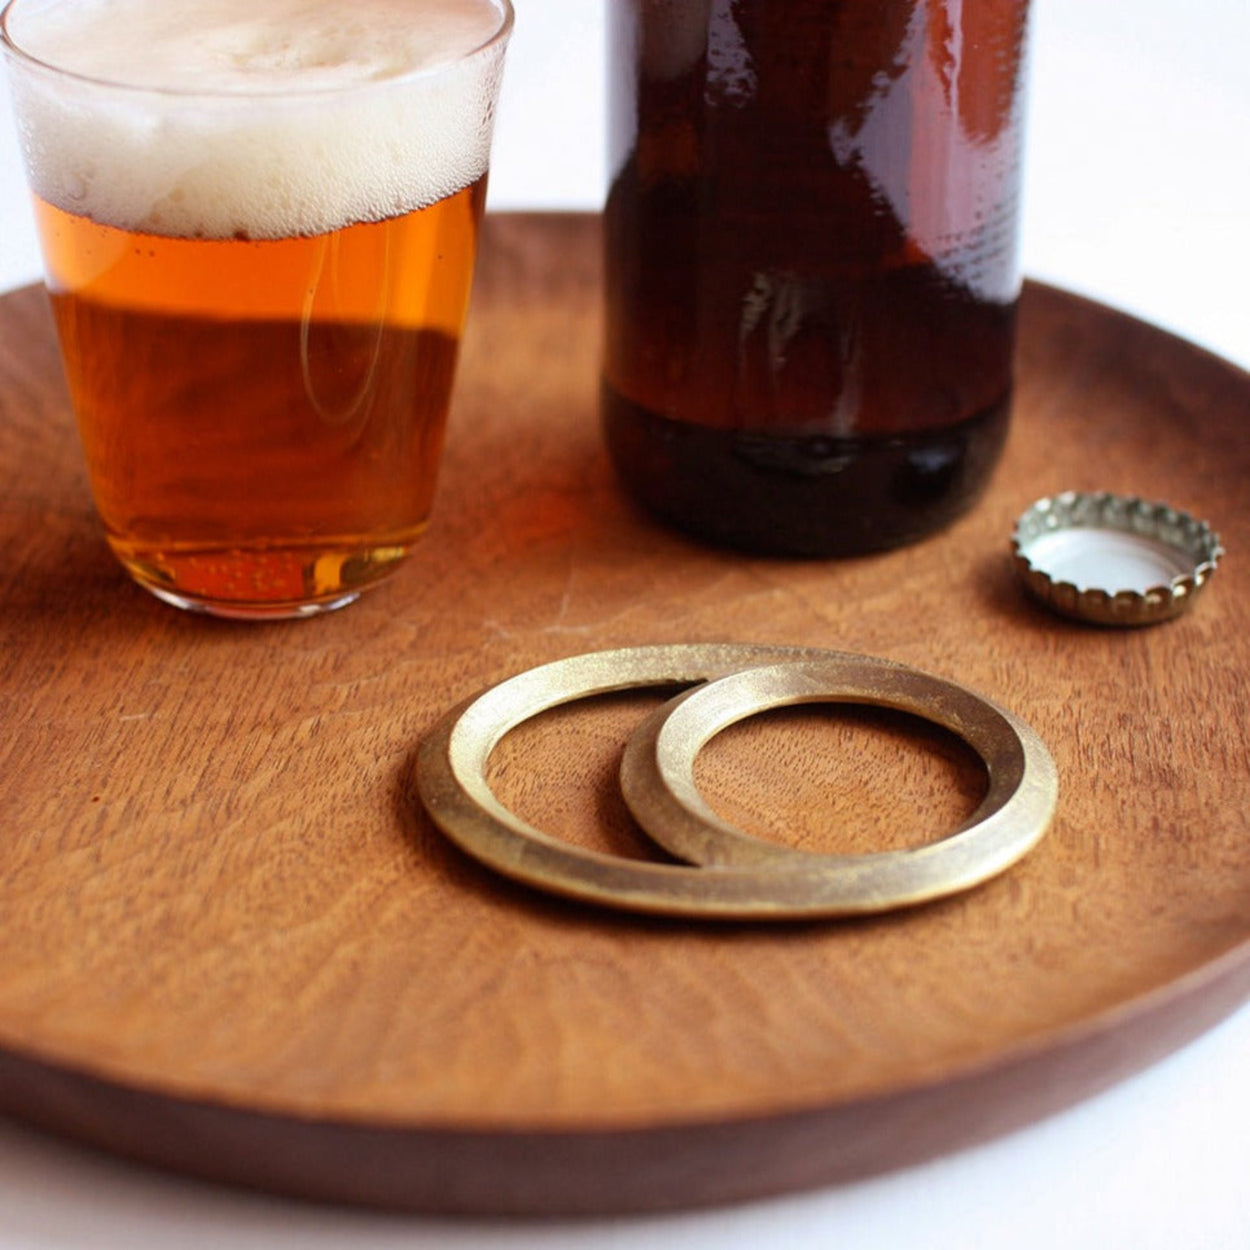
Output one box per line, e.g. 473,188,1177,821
4,0,510,238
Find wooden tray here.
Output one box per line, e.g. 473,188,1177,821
1,214,1247,1216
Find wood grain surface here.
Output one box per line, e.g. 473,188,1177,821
0,213,1247,1215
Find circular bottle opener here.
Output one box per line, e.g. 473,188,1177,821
416,645,1058,921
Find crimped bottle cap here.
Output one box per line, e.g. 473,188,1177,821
1012,492,1223,626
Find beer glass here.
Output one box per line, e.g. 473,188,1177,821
1,0,512,618
604,0,1032,556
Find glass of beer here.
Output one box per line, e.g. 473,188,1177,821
604,0,1032,557
1,0,512,617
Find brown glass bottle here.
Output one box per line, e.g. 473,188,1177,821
603,0,1031,556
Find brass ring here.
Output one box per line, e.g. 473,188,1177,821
619,658,1058,908
415,645,1057,920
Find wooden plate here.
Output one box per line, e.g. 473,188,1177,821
1,214,1247,1215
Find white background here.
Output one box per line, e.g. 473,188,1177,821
1,1,1248,1247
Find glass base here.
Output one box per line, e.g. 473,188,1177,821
111,539,412,620
139,582,362,621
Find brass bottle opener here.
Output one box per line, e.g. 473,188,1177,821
416,645,1057,920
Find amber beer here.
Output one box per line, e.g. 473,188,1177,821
604,0,1032,556
37,183,484,612
2,0,512,616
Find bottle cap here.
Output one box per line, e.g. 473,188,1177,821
1011,491,1223,627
